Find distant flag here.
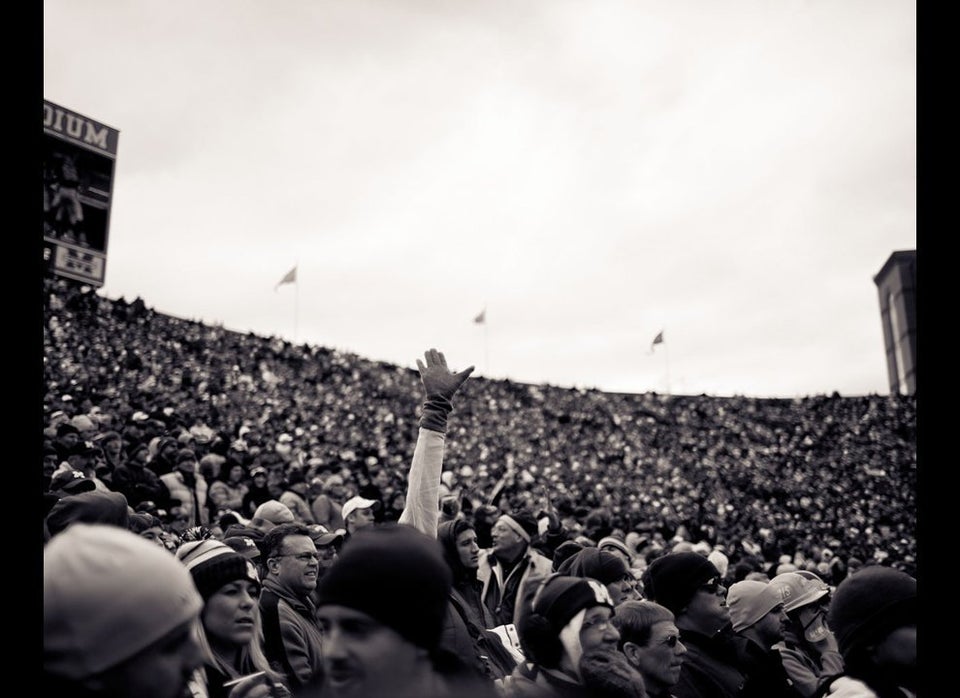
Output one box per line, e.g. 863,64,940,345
473,309,486,325
275,265,297,291
651,330,664,352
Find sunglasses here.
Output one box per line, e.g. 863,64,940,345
660,634,682,648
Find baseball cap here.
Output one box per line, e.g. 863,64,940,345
341,496,381,521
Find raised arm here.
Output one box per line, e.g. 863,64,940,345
399,348,474,537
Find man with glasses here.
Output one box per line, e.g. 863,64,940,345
613,599,688,698
259,522,326,692
641,551,748,698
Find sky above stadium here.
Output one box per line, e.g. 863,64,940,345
43,0,915,399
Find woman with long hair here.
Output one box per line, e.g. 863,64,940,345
176,539,292,698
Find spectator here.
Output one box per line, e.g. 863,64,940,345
242,465,272,518
44,524,204,697
110,440,167,509
148,435,180,477
438,518,519,681
814,567,916,698
160,448,209,528
641,552,746,698
340,495,379,537
313,523,499,698
176,538,291,697
726,580,802,697
207,461,249,518
310,473,347,531
479,511,553,628
258,522,325,692
613,600,688,698
278,468,315,524
558,547,643,607
768,572,844,698
503,574,645,697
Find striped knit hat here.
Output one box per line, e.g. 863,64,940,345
176,539,260,600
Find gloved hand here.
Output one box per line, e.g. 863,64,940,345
416,348,474,433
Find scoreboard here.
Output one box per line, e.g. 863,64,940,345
43,101,120,287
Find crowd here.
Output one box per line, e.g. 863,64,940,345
42,276,918,697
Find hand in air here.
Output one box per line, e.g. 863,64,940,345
416,348,474,401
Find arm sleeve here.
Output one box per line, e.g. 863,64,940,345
398,428,446,537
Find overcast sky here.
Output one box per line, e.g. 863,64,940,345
44,0,915,398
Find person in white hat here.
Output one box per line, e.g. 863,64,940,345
44,524,204,698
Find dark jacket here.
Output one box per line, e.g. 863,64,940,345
735,636,804,698
673,626,747,698
110,462,166,508
438,520,517,681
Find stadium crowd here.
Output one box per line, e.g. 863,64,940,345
42,276,918,698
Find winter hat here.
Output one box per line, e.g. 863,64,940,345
641,552,721,615
44,524,203,680
533,575,615,631
176,539,260,600
552,540,585,572
598,536,633,561
222,535,264,561
57,422,80,437
316,524,452,650
46,490,130,537
727,580,782,632
827,566,916,658
558,547,632,585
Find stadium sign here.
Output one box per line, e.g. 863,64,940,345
43,100,120,287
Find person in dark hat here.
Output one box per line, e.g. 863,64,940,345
558,547,643,607
54,421,81,461
147,435,180,477
311,523,498,698
48,469,97,498
159,448,209,528
641,551,747,698
111,439,167,509
45,489,131,540
502,574,645,698
813,566,916,698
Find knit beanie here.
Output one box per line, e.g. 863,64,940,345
316,524,452,650
558,547,631,585
641,552,720,615
44,524,203,680
597,536,632,561
46,490,130,537
827,566,917,658
533,575,615,631
176,539,260,600
727,580,782,632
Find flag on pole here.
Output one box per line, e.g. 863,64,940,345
651,330,664,352
473,309,486,324
275,265,297,291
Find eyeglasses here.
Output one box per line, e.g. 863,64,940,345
660,635,681,648
275,552,319,563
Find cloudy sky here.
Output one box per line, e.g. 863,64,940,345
44,0,915,398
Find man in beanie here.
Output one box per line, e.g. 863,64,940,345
501,574,645,698
641,551,747,698
814,566,916,698
726,580,803,697
258,522,325,692
44,523,204,697
312,523,498,698
558,547,643,606
147,435,180,477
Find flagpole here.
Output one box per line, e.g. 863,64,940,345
664,336,671,397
